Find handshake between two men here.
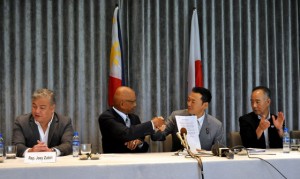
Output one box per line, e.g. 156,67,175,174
152,116,166,131
124,116,166,151
99,86,168,153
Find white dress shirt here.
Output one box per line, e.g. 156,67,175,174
23,114,61,156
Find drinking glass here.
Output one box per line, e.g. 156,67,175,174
80,144,91,155
5,145,17,159
291,139,299,151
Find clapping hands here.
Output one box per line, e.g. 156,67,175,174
272,112,285,130
258,115,270,131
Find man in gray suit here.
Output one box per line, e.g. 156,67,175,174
12,88,74,157
152,87,224,151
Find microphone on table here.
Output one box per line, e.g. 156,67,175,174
179,127,198,157
177,128,204,178
176,132,187,149
224,150,234,159
180,128,190,150
211,142,234,159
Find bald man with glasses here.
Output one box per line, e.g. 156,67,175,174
98,86,165,153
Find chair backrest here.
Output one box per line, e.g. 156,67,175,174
163,134,172,152
229,131,242,148
290,130,300,139
144,135,150,152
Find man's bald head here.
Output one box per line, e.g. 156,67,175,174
113,86,137,113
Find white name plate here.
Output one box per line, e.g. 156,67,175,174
24,152,56,163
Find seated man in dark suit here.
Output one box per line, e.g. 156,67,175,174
239,86,284,148
152,87,224,151
98,86,165,153
12,88,74,157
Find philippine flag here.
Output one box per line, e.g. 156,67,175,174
108,6,125,107
188,9,203,93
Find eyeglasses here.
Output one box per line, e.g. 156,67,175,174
124,100,136,103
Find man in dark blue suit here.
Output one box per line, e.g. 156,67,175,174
239,86,285,148
98,86,165,153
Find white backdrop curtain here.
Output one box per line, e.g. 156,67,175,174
0,0,299,153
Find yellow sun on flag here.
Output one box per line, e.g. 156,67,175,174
112,17,116,23
110,41,121,69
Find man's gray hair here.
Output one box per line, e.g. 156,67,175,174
32,88,56,105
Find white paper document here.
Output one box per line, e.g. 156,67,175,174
175,115,201,152
246,148,266,153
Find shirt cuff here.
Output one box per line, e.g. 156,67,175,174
138,142,144,148
52,148,61,156
150,121,156,130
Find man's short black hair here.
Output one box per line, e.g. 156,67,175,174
192,87,212,103
252,86,271,99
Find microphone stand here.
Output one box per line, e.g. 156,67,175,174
182,133,204,179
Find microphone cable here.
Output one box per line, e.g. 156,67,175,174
179,128,204,179
185,147,204,179
246,150,287,179
230,145,287,179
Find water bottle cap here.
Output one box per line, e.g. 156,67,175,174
284,127,288,132
74,131,78,136
0,133,2,137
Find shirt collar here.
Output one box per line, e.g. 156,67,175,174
34,113,54,127
113,107,127,122
197,113,205,126
258,113,271,120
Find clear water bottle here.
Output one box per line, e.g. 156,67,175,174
282,128,290,153
72,132,80,157
0,133,4,157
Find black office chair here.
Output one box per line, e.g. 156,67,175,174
290,130,300,139
228,131,242,148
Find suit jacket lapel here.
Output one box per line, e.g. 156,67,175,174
48,113,58,146
111,108,127,125
29,116,40,142
199,114,209,140
128,114,137,125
